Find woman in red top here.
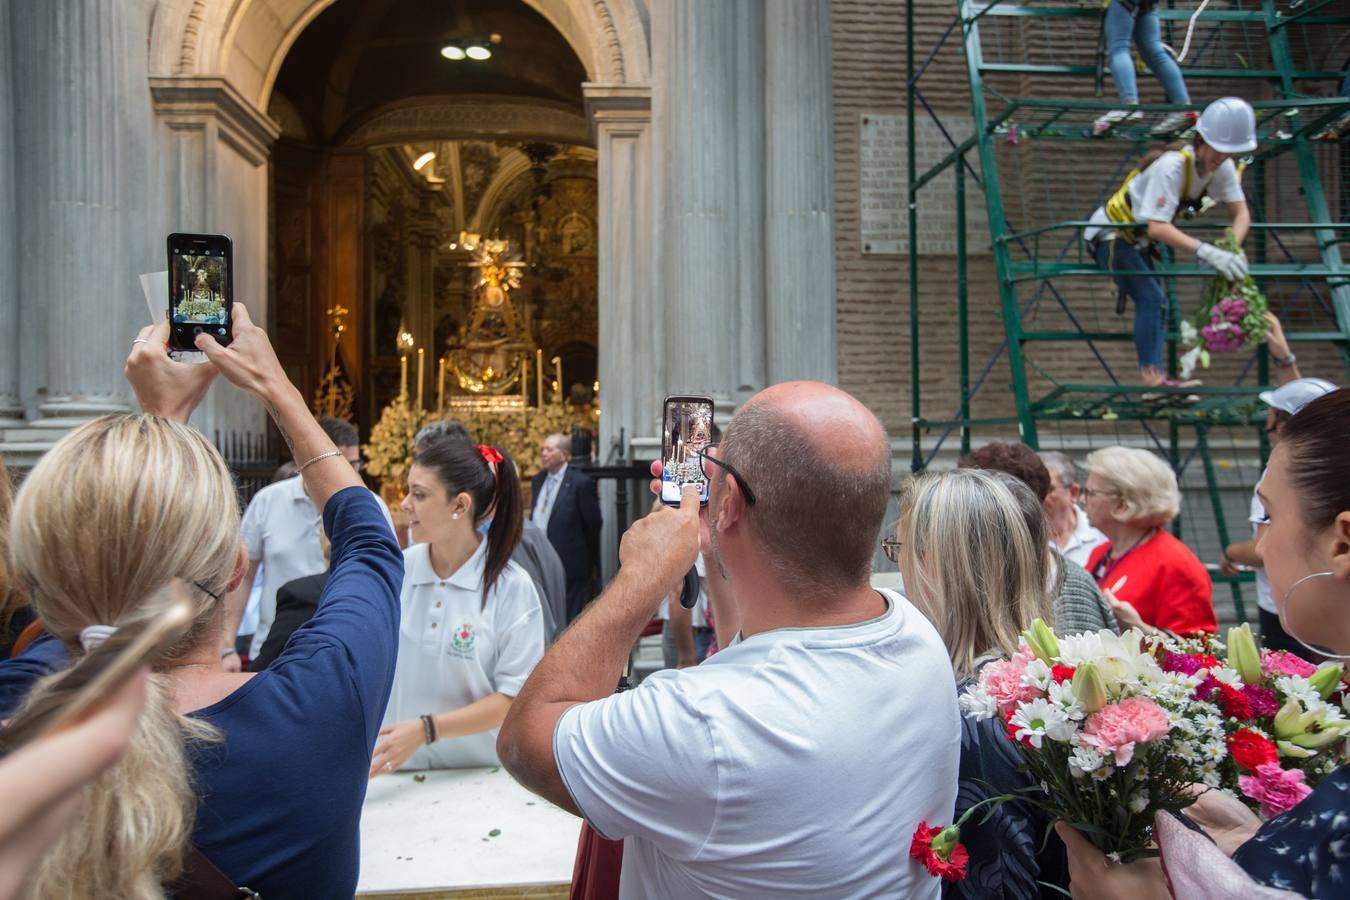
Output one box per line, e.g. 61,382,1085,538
1082,446,1217,634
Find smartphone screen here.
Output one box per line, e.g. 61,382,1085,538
661,395,715,506
167,233,233,351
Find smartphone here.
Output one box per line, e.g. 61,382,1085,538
167,233,233,352
661,394,715,507
12,583,194,746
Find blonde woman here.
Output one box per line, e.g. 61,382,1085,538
895,469,1064,897
1082,446,1216,634
1,308,402,898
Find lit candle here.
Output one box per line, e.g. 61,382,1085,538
416,348,425,410
437,357,445,413
400,354,408,399
536,348,544,405
520,357,528,402
553,356,563,406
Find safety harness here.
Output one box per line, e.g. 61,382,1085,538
1103,147,1240,244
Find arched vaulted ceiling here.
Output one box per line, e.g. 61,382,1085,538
272,0,589,147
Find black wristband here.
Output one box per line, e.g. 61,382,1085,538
420,714,437,745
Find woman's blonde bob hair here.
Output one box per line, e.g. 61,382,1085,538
6,414,240,899
898,469,1053,679
1083,446,1181,528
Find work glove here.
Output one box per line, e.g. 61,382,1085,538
1196,242,1249,282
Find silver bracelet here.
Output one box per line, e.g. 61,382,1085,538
297,449,342,473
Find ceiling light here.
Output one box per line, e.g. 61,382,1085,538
466,44,491,61
413,151,436,171
440,44,465,60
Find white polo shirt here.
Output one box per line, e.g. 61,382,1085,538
239,476,395,658
553,589,960,899
384,540,544,769
1086,148,1244,243
1250,476,1275,614
1059,506,1108,569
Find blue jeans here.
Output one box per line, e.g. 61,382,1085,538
1092,238,1167,370
1104,3,1190,104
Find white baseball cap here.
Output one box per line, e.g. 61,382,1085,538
1258,377,1338,414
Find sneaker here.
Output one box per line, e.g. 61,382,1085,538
1151,110,1197,137
1093,108,1143,136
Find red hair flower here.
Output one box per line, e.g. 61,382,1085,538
477,444,504,466
910,821,969,882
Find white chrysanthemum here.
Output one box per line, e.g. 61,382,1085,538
1047,680,1085,720
1022,658,1053,691
1010,699,1074,748
1056,630,1158,687
1211,666,1244,688
1128,791,1150,814
959,689,999,721
1069,745,1105,777
1199,763,1222,788
1274,675,1321,708
1201,740,1228,763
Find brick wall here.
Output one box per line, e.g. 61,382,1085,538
833,0,1348,443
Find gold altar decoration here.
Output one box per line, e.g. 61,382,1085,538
456,400,594,478
444,239,530,394
311,304,355,421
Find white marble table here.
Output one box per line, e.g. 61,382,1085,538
357,767,581,898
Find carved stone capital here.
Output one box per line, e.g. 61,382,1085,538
150,76,281,165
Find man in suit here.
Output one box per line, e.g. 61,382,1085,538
531,433,602,624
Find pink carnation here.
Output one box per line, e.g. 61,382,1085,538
1078,697,1171,766
1241,684,1281,718
1261,650,1318,679
1239,762,1313,818
976,649,1040,714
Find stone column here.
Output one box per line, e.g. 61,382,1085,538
0,1,23,426
11,0,153,427
149,76,280,439
586,83,653,582
764,0,836,384
585,84,656,460
652,1,766,405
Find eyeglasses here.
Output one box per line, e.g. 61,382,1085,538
349,458,365,472
1080,487,1118,499
696,444,757,506
881,538,903,563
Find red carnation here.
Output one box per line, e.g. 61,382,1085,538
910,821,969,882
1217,683,1254,720
1051,664,1077,684
1227,729,1279,771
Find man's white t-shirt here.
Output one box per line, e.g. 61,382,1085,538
553,589,960,899
1059,506,1108,569
1086,148,1245,243
239,476,394,657
384,540,544,768
1249,476,1274,614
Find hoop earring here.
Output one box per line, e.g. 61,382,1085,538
1279,571,1349,661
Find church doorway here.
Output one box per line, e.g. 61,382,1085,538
266,0,600,451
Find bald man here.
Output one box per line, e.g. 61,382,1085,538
499,382,960,898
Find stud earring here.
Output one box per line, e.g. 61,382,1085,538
452,513,460,520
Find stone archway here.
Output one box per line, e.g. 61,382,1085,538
149,0,650,107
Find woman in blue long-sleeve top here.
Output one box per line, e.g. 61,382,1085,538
2,306,402,898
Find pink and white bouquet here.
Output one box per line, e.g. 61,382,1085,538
1170,624,1349,818
959,620,1229,861
1178,227,1269,378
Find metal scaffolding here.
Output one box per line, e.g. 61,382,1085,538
905,0,1350,622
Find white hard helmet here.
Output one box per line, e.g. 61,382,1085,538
1259,377,1337,414
1196,97,1257,154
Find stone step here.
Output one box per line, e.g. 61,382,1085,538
0,441,56,469
0,428,68,444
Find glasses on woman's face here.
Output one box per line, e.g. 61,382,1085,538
1080,487,1117,500
696,444,757,506
881,538,902,563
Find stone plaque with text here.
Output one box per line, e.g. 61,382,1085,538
860,113,904,255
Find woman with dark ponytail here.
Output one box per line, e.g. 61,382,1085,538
371,438,544,774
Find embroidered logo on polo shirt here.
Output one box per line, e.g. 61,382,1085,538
450,623,476,657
